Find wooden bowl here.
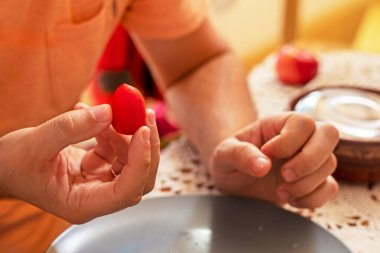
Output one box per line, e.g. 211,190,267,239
289,85,380,183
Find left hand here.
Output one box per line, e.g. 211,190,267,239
0,104,160,223
209,112,340,208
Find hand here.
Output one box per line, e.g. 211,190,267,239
209,112,339,208
0,104,160,223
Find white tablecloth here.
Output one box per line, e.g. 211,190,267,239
147,51,380,253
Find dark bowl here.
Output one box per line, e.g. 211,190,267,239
289,85,380,183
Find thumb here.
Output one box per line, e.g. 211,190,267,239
36,104,112,157
213,137,272,178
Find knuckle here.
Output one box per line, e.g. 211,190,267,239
55,113,76,137
84,108,97,121
136,154,151,171
152,139,161,151
329,177,340,196
313,200,327,208
293,152,313,176
128,196,142,207
322,124,340,143
310,180,339,208
277,145,292,158
213,139,230,160
287,181,312,200
303,196,326,209
296,183,313,198
328,155,338,173
144,183,155,194
236,143,252,159
297,114,316,131
141,157,151,170
213,145,223,161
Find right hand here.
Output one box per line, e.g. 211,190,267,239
208,113,339,208
0,104,160,223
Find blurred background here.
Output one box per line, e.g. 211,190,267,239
209,0,380,69
85,0,380,138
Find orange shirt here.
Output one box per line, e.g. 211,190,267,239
0,0,206,252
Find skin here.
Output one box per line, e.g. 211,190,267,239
0,105,160,223
133,19,340,208
0,17,339,224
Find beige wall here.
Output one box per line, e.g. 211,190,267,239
209,0,375,69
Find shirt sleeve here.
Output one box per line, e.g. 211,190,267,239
122,0,208,39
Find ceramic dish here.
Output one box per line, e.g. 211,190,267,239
46,196,351,253
290,85,380,182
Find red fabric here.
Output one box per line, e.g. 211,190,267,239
90,25,174,136
91,25,150,104
98,25,128,71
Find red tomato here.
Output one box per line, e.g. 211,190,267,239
111,83,146,135
276,45,318,86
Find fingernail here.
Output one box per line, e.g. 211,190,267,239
252,157,269,175
278,190,290,201
142,128,151,142
147,110,156,126
91,105,112,122
283,169,296,182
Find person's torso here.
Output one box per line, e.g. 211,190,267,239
0,0,129,135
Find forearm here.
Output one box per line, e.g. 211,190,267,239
165,51,257,165
130,19,257,165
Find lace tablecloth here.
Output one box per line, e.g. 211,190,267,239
147,51,380,253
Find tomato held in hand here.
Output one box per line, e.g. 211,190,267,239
111,83,146,135
276,45,318,86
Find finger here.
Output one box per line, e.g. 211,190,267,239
280,123,339,182
106,132,132,174
143,109,160,194
213,137,271,178
261,114,316,159
80,149,115,181
277,154,337,201
289,176,339,208
110,158,122,174
110,139,132,176
76,126,152,221
94,134,116,163
79,102,137,167
74,102,118,163
36,104,112,157
114,126,151,198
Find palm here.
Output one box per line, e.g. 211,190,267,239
45,144,115,214
2,105,159,224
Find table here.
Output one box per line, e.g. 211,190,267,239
146,51,380,253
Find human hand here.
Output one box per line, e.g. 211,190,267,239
209,112,339,208
0,104,160,223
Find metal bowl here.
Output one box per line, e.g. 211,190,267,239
290,86,380,182
46,196,351,253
